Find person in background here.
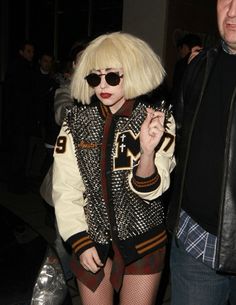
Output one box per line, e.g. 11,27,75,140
54,41,87,126
167,1,236,304
52,32,175,305
4,40,37,193
36,51,60,177
171,33,202,114
176,33,202,60
172,33,202,85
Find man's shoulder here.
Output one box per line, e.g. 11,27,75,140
182,46,218,86
188,46,219,70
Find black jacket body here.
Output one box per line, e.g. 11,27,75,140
167,45,236,274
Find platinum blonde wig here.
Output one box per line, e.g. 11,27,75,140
71,32,166,104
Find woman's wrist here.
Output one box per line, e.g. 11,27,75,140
140,147,155,158
136,149,155,177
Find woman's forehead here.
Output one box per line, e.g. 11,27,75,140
92,67,123,73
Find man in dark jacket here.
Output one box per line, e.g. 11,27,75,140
167,0,236,304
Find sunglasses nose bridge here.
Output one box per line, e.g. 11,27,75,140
99,74,108,88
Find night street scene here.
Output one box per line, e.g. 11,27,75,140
0,1,218,304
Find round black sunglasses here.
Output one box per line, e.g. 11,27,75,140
85,72,123,87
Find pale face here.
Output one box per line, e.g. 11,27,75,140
40,55,53,73
217,0,236,53
93,68,125,114
19,44,34,62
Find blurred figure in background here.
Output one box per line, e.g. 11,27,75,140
4,40,37,193
35,51,60,177
54,40,87,126
171,33,202,109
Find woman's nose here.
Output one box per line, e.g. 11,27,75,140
99,75,108,88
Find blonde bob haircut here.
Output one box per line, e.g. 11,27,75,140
71,32,166,104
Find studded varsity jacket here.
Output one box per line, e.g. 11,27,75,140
52,97,175,265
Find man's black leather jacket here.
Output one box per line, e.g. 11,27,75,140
167,45,236,274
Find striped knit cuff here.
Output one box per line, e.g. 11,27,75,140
131,167,160,193
135,230,167,255
67,231,95,257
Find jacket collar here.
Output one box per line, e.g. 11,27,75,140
221,40,236,55
99,99,135,119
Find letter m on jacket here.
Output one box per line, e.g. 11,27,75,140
114,130,140,170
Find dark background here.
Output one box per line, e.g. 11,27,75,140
0,0,124,143
0,0,218,145
5,0,123,63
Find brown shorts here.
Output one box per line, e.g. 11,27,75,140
70,244,166,292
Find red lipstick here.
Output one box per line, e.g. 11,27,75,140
100,93,112,99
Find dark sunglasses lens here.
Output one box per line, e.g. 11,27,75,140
86,73,101,87
105,72,121,86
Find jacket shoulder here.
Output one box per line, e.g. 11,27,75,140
184,46,219,83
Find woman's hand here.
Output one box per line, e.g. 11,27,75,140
140,108,165,156
136,108,165,178
79,246,103,273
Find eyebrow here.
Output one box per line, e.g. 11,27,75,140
93,68,116,73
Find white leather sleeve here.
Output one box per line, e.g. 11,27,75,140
52,125,88,241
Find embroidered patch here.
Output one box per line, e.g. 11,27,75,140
114,130,140,170
78,141,100,149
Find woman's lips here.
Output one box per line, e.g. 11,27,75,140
100,93,112,99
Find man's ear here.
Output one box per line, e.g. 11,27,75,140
19,50,23,56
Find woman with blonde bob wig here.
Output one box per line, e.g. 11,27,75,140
53,31,175,305
71,31,165,104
